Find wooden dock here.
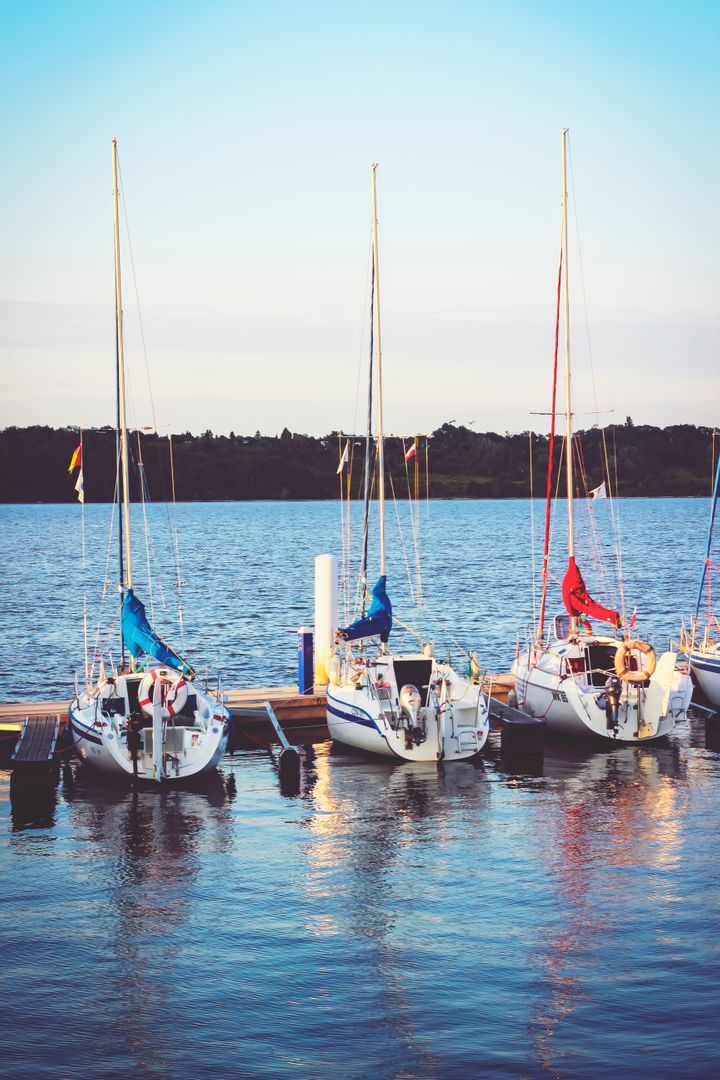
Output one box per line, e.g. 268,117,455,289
0,686,329,753
0,674,518,758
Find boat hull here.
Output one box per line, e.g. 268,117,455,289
689,646,720,707
327,653,489,762
512,638,691,743
70,669,229,782
70,705,229,781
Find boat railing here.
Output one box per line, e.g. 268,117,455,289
367,679,398,729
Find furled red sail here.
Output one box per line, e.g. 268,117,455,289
562,557,620,627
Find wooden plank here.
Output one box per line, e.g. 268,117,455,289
12,715,61,764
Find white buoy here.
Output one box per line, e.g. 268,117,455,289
314,554,338,688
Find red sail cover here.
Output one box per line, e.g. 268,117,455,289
562,557,620,626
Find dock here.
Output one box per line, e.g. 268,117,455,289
0,674,522,760
0,687,329,758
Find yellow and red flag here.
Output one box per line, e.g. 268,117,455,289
68,445,82,473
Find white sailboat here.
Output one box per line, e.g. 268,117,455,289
511,130,691,742
326,164,490,762
69,139,229,782
685,454,720,706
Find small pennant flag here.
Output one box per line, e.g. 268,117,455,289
589,481,606,500
68,444,82,473
75,469,84,503
404,440,417,462
336,440,350,474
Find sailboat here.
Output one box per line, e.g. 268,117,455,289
326,164,490,762
69,139,229,782
511,130,692,742
685,453,720,706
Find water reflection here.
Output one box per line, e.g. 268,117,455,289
60,767,236,1074
525,741,686,1076
9,767,59,831
296,747,488,1076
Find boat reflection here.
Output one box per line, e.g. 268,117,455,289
295,745,488,1075
60,765,236,1071
523,740,686,1075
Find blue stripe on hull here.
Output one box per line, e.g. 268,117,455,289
326,701,377,729
69,714,103,746
690,655,720,674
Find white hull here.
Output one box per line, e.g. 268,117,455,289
512,636,691,743
327,652,489,762
689,644,720,707
70,668,229,782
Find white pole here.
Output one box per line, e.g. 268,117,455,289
152,673,164,782
561,128,576,634
112,138,133,592
314,554,338,687
371,163,385,576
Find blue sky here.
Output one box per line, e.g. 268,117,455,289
1,0,718,436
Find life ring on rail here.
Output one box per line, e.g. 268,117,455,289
614,640,656,683
138,669,188,717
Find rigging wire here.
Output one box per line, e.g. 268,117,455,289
537,231,563,640
529,430,536,631
78,429,89,690
388,472,416,605
117,150,186,645
402,437,423,606
567,134,627,625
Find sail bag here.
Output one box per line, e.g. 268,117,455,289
121,589,196,678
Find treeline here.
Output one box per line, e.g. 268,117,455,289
0,421,715,502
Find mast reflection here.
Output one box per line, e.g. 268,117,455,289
525,742,685,1075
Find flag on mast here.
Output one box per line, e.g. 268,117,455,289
336,440,350,474
589,481,607,500
404,440,417,462
69,443,84,502
68,445,82,473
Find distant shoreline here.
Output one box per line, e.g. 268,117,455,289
1,421,715,502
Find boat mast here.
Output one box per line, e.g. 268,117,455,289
561,128,576,634
112,139,134,633
371,163,385,576
359,258,374,615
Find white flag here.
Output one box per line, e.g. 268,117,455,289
590,481,606,500
336,441,350,474
75,468,84,503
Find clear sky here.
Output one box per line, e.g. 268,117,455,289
1,0,718,437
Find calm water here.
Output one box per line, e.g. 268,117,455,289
1,500,719,1078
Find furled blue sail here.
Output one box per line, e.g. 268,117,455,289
121,589,195,678
339,576,393,644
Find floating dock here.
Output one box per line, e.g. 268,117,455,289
0,674,520,761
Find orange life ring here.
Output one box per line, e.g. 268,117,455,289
614,639,656,683
138,669,188,717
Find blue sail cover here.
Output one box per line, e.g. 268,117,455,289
121,589,195,678
340,575,393,644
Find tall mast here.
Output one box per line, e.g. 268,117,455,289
360,258,374,614
561,128,576,633
371,163,385,575
112,139,134,607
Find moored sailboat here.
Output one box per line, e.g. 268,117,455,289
326,164,490,762
69,139,229,782
684,453,720,706
511,131,691,742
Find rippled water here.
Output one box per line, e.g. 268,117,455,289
1,499,719,1078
